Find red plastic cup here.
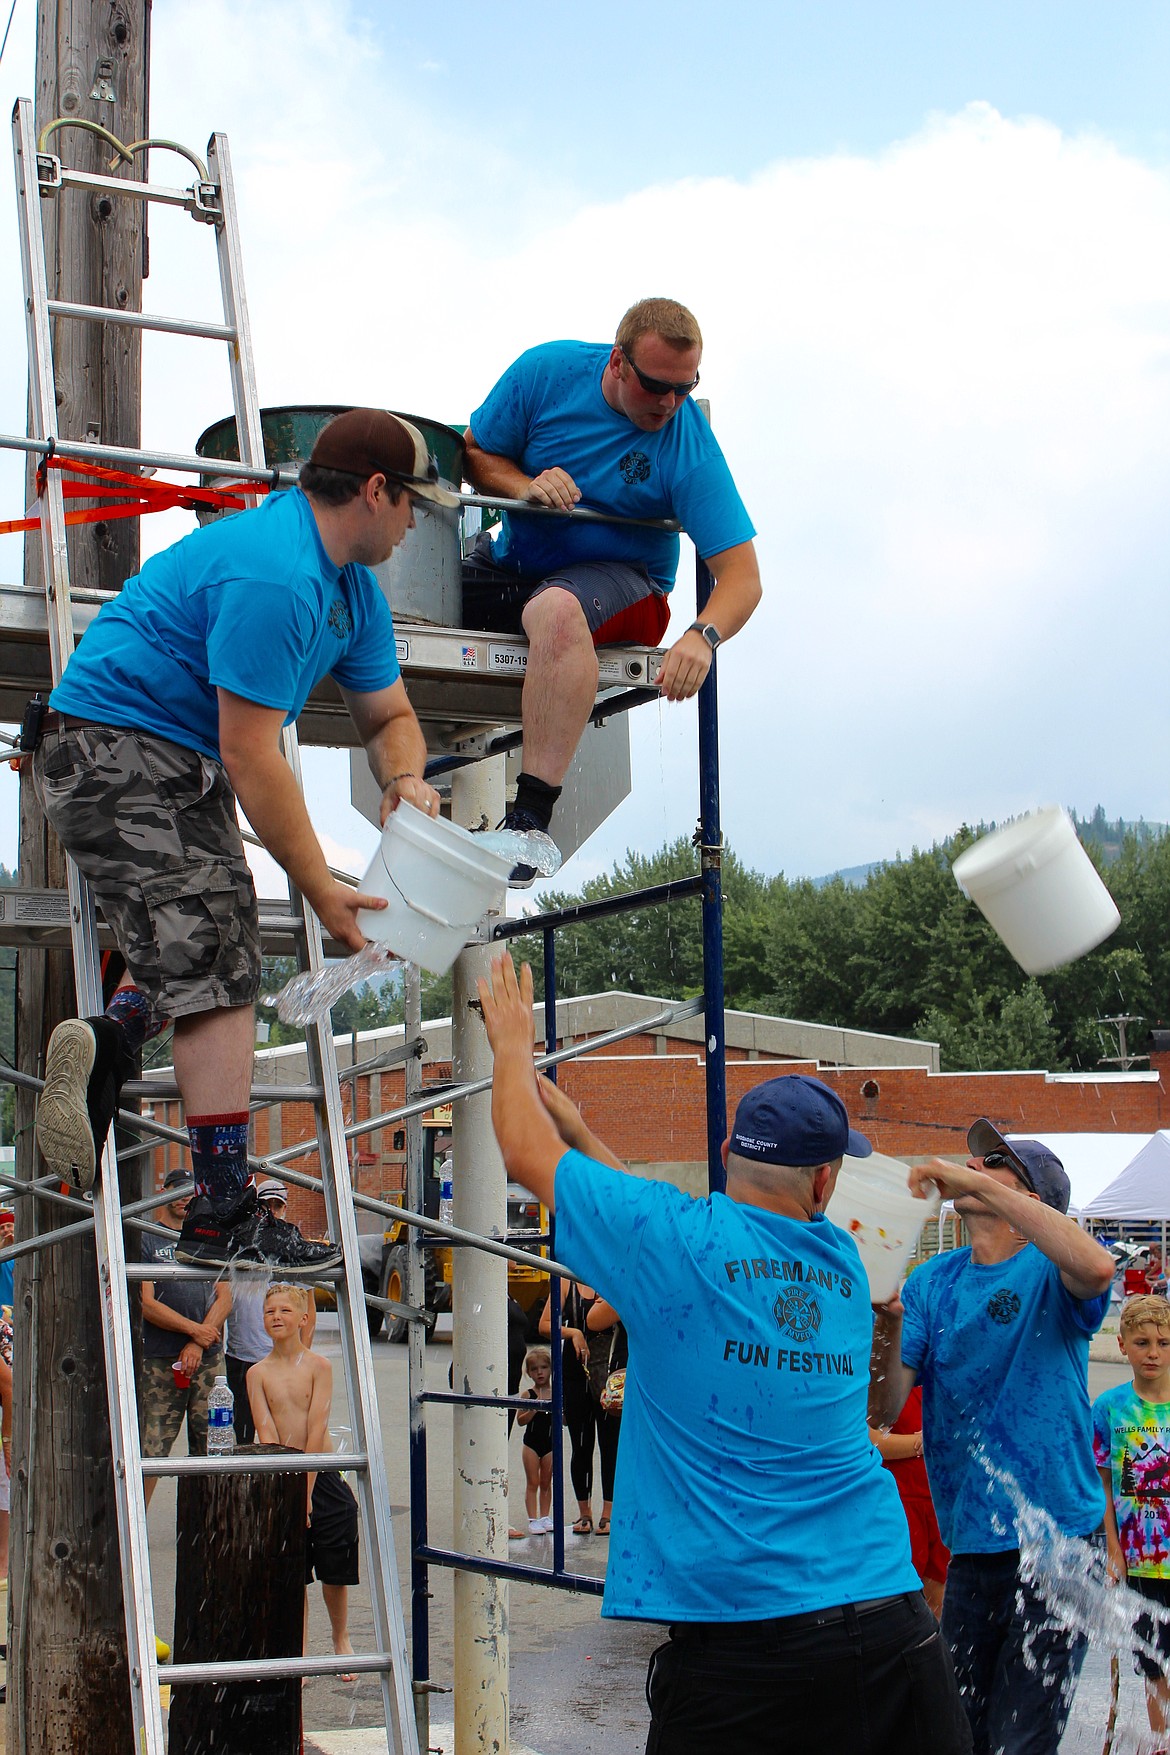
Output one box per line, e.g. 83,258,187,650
172,1359,191,1390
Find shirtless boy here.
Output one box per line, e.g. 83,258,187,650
247,1284,359,1673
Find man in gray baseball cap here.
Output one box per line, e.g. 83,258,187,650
870,1122,1114,1754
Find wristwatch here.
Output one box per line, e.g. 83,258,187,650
689,621,722,651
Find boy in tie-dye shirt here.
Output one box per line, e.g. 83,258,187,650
1093,1293,1170,1745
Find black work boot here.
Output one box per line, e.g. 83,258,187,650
175,1183,343,1276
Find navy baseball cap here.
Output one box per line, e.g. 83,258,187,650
162,1169,191,1192
730,1075,873,1168
967,1120,1071,1214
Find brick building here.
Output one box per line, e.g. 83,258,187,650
143,994,1170,1230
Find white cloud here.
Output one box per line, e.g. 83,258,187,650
3,5,1170,884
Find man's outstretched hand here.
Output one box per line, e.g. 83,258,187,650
478,953,565,1206
477,952,538,1075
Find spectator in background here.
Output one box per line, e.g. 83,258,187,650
0,1300,10,1703
140,1169,231,1504
540,1277,621,1536
0,1210,13,1313
869,1382,949,1618
226,1180,315,1443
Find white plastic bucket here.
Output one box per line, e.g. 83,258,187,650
826,1152,939,1304
951,806,1120,976
355,802,512,976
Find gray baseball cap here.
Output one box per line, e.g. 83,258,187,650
967,1120,1071,1214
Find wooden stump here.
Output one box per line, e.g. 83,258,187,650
168,1445,306,1755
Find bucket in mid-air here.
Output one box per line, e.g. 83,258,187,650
952,806,1120,976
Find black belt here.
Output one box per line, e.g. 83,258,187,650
676,1593,910,1639
39,709,91,734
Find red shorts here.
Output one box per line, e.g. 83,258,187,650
902,1494,950,1585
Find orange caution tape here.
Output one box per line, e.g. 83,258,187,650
0,453,272,536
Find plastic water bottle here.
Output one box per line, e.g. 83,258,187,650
207,1374,235,1455
439,1165,454,1229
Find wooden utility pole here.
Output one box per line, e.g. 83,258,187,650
12,6,150,1752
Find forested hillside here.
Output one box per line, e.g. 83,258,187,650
515,826,1170,1073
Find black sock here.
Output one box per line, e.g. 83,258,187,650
513,772,562,832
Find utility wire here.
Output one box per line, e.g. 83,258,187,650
0,0,19,72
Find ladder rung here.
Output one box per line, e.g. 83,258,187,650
47,299,236,342
39,160,218,217
160,1652,393,1685
142,1451,366,1477
126,1261,343,1283
123,1080,325,1102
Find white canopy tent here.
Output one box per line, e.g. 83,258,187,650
1006,1133,1153,1220
1082,1131,1170,1222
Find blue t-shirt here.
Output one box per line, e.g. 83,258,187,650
554,1150,919,1623
900,1245,1108,1554
52,488,401,761
468,340,756,590
0,1260,12,1312
1092,1383,1170,1579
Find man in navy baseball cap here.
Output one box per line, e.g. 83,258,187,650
478,952,964,1752
730,1074,873,1169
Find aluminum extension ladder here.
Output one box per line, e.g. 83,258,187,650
11,96,419,1755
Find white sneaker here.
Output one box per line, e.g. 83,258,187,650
531,1515,553,1534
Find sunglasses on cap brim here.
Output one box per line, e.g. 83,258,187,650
980,1149,1036,1194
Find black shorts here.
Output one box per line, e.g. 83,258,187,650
1131,1573,1170,1680
307,1470,359,1588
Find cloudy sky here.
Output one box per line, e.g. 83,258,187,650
1,1,1169,897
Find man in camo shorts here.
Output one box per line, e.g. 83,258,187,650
30,410,447,1275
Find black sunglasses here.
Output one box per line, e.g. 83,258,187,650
620,345,700,399
982,1149,1036,1193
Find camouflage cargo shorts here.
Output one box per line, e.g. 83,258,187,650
139,1347,222,1456
31,722,261,1017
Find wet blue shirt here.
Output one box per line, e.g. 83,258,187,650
900,1245,1108,1554
52,487,401,761
468,340,756,589
553,1150,919,1623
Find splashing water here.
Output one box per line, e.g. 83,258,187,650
474,827,562,877
979,1454,1170,1749
265,942,399,1025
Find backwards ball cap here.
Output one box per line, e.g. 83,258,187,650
967,1119,1071,1214
309,408,460,507
730,1074,873,1167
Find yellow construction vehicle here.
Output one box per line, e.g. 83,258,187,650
366,1101,550,1341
